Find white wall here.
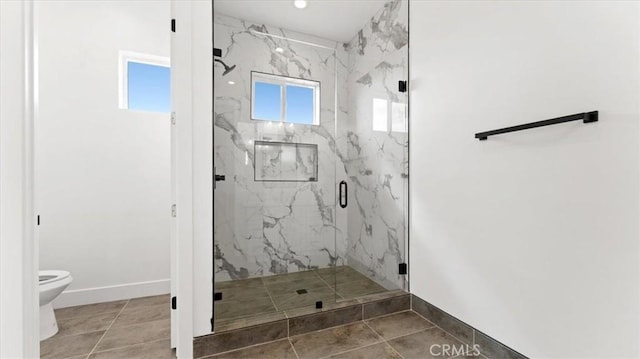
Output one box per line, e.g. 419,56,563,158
37,1,171,307
190,0,214,338
410,1,640,358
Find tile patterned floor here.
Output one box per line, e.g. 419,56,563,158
205,310,487,359
215,266,389,324
43,296,488,358
40,294,174,359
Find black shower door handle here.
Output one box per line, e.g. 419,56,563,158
339,181,347,208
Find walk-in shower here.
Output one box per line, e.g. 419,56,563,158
212,0,409,331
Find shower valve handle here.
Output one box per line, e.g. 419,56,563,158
214,166,226,190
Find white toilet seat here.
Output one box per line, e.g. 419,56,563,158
39,270,71,286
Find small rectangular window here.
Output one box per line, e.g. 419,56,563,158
251,72,320,125
119,51,170,113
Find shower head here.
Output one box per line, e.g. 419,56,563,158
223,64,236,76
214,58,236,76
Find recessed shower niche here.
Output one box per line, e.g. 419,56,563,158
212,0,409,334
254,141,318,182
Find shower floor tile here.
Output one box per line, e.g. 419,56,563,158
213,266,398,328
216,284,271,301
264,276,328,296
317,266,367,285
215,296,278,320
335,278,387,298
272,286,336,311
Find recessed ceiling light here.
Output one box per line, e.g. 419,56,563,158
275,47,284,53
293,0,307,9
227,81,235,85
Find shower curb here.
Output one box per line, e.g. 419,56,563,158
193,293,410,357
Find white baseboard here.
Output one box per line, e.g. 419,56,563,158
52,279,171,309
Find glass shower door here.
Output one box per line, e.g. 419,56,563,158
213,16,339,329
337,0,410,299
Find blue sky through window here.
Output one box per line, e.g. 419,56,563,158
254,82,282,121
286,85,314,125
252,73,319,125
127,62,170,113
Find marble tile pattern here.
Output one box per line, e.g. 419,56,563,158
343,0,409,291
254,141,318,182
213,12,348,281
213,0,409,294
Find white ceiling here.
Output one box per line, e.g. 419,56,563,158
213,0,388,43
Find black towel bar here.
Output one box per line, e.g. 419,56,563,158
475,111,598,141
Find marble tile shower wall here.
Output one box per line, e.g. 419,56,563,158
344,0,409,290
213,0,408,289
213,13,350,281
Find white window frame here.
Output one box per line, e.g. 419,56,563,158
251,71,320,125
118,50,170,110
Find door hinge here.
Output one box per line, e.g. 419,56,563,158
171,296,177,310
171,112,176,125
398,80,407,93
399,263,408,275
171,204,177,218
171,19,175,33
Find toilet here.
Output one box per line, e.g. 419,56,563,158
39,270,72,340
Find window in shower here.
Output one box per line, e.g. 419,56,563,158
118,51,170,113
251,72,320,125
